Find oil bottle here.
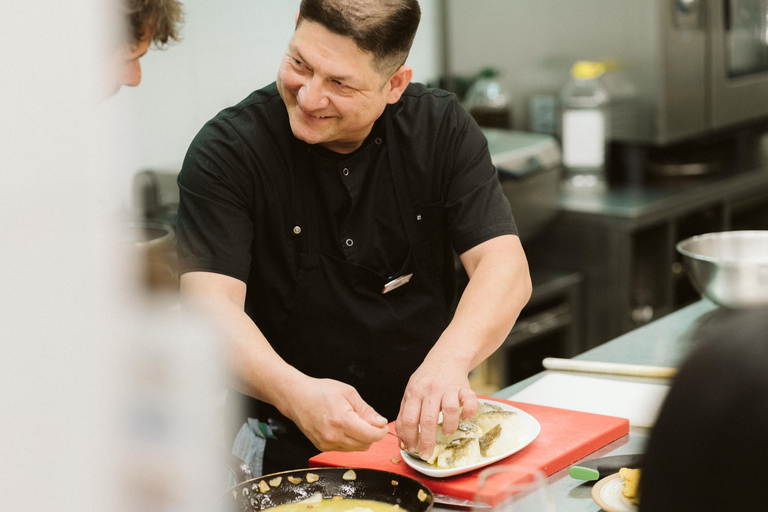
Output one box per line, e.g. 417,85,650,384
560,61,610,192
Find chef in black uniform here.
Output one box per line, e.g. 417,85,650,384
177,0,532,476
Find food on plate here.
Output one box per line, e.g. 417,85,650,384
478,423,520,457
473,403,523,435
436,420,483,442
436,437,482,469
619,467,641,505
425,420,483,464
417,401,527,469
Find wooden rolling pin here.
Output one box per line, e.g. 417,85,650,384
542,357,677,379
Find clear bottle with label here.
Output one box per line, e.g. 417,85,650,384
464,67,512,129
560,61,610,192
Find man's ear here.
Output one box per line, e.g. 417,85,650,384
386,65,413,104
295,10,299,25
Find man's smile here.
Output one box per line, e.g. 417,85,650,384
299,103,334,120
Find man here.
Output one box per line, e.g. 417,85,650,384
106,0,183,95
177,0,531,475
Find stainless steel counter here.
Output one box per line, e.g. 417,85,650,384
435,300,719,511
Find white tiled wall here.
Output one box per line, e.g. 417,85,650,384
103,0,438,211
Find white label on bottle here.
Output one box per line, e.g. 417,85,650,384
562,109,606,168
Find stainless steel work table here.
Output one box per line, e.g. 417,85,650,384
484,299,720,511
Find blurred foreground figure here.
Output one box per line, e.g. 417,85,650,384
106,0,183,95
639,307,768,511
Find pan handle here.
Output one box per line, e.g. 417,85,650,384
225,453,254,485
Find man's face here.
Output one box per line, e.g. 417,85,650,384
106,36,151,97
276,20,399,154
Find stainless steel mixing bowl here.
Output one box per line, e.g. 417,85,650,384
676,231,768,308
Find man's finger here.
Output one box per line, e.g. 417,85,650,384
396,397,422,453
417,398,441,461
439,393,461,435
459,388,479,422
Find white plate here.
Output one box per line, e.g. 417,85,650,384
591,473,638,512
400,398,541,478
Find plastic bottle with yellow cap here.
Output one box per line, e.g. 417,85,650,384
560,60,610,192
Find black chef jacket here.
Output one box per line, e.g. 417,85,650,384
176,81,517,468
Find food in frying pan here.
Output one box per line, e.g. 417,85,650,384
264,496,407,512
619,467,641,505
422,402,526,469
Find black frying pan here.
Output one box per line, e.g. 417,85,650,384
225,462,434,512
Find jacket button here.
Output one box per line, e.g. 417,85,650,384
293,226,301,234
342,167,350,176
345,238,354,247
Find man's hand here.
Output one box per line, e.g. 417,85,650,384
394,235,531,462
281,377,389,452
395,358,478,461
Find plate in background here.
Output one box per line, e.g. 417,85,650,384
591,472,638,512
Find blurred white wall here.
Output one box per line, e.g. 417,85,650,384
0,1,226,511
0,1,119,511
103,0,440,211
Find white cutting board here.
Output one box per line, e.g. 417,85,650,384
507,372,671,428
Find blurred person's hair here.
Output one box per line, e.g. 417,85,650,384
123,0,183,47
638,307,768,511
297,0,420,77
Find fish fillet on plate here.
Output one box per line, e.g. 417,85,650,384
400,398,541,478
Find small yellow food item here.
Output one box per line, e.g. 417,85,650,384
259,480,270,493
306,473,319,483
269,477,283,487
391,480,399,486
417,489,429,502
342,469,357,481
287,476,302,485
619,467,641,505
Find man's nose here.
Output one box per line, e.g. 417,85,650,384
298,76,329,111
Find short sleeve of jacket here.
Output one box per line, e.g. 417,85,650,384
176,110,256,282
443,102,517,254
394,85,517,256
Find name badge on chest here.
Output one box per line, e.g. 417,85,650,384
382,273,413,294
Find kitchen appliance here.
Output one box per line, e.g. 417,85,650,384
447,0,768,144
676,230,768,307
484,129,561,242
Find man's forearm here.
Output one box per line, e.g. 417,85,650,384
179,274,305,409
426,236,531,372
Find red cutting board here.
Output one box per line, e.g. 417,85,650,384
309,397,628,504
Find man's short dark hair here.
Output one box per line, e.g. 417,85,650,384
297,0,421,77
123,0,183,47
